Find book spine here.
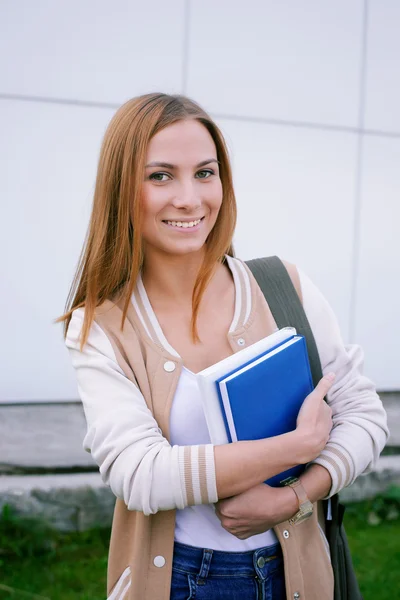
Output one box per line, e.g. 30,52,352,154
216,381,236,443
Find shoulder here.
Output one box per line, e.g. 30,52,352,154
65,298,124,352
65,306,114,356
237,255,303,304
280,259,303,304
281,261,339,330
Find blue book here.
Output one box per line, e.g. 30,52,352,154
197,327,297,445
216,335,314,486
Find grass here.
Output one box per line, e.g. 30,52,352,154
345,511,400,599
0,506,399,600
0,527,109,600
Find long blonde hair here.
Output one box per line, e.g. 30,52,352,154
56,93,237,349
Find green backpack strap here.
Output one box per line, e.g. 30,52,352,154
245,255,363,600
245,256,323,387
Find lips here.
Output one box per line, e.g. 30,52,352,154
162,217,205,223
162,216,205,228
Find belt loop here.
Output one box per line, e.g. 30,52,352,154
197,548,213,584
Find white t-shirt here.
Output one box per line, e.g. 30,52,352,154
170,365,279,550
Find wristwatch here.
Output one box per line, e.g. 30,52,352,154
282,476,314,525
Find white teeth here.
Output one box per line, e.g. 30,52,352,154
166,219,201,228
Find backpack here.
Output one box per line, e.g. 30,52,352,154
245,256,362,600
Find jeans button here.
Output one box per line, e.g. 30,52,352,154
257,556,266,568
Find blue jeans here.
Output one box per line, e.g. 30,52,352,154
171,541,286,600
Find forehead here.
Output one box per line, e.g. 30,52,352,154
146,120,217,163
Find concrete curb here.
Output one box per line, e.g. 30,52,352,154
1,456,399,531
340,455,400,503
0,472,114,531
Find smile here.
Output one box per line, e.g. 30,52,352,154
162,217,204,229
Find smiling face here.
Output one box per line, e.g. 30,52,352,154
140,119,223,260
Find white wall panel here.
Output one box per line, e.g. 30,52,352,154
354,136,400,389
1,1,398,401
188,0,363,127
0,99,115,402
364,1,400,132
0,0,184,104
217,118,358,340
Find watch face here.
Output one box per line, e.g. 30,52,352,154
290,501,313,525
294,511,312,524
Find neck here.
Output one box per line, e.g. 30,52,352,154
142,248,212,304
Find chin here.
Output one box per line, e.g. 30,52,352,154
167,244,204,256
158,238,206,257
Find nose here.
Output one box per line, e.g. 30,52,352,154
171,179,201,211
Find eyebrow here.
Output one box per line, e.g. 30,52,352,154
145,158,219,169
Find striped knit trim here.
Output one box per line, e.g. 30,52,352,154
226,255,252,332
183,446,195,505
178,445,217,506
325,443,354,487
235,259,252,324
134,288,159,342
130,288,155,341
312,454,343,496
107,567,131,600
205,445,218,502
116,580,131,600
136,276,180,356
225,255,242,332
198,445,209,504
234,261,248,327
313,442,354,496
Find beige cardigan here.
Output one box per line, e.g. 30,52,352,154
66,257,389,600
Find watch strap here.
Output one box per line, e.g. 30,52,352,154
283,476,313,524
289,479,309,508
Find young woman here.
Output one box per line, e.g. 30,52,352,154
59,93,388,600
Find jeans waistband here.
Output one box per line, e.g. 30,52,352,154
172,541,283,579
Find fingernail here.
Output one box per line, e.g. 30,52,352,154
325,372,336,381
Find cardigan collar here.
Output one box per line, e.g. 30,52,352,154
130,256,253,357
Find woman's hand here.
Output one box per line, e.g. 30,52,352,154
214,483,298,540
295,373,335,463
214,375,335,501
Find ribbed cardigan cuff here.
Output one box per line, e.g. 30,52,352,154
177,444,218,507
311,442,355,498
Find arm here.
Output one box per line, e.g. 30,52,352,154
214,376,333,498
300,463,332,502
299,268,390,497
215,464,331,540
216,267,389,538
66,308,332,516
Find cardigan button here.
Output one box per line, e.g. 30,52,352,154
283,530,290,539
153,555,166,568
294,593,300,599
163,361,176,373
